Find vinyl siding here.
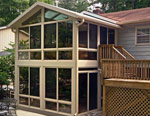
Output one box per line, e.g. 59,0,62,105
118,23,150,60
0,28,15,52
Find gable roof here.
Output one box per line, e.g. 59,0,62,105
100,7,150,25
8,2,120,28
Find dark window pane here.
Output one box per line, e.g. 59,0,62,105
18,52,29,60
59,51,72,60
79,73,87,113
19,97,28,105
19,67,28,95
45,68,56,99
108,29,115,44
30,98,40,107
79,68,98,71
44,51,56,60
22,10,41,25
46,101,57,111
89,73,97,110
59,68,71,101
100,26,107,44
58,21,72,48
44,24,56,48
30,52,41,60
79,23,88,48
79,51,97,60
30,26,41,49
59,104,71,113
44,9,68,22
89,24,97,48
18,27,29,49
30,68,40,96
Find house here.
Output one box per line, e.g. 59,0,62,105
0,26,15,56
8,2,150,116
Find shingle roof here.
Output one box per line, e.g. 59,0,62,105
100,7,150,25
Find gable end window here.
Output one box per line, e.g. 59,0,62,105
136,28,150,44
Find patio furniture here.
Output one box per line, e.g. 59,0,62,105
9,98,17,115
0,102,9,116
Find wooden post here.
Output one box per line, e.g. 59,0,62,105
103,86,106,116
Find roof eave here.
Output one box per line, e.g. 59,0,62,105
118,19,150,25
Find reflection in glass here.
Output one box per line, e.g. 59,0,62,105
79,51,97,60
30,98,40,107
22,10,41,25
58,21,72,48
89,73,97,110
108,29,115,44
59,104,71,113
30,26,41,49
44,51,56,60
30,52,41,60
46,101,57,111
19,97,28,105
79,73,87,113
59,51,72,60
30,68,40,96
45,68,56,99
59,68,71,101
79,23,88,48
44,24,56,48
100,26,107,44
19,67,28,95
44,9,68,22
89,24,97,48
18,27,29,49
18,52,29,60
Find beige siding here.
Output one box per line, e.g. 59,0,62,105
0,28,15,52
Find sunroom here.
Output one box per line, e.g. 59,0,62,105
8,2,120,116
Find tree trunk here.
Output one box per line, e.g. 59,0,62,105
113,0,117,11
132,0,135,9
148,0,150,7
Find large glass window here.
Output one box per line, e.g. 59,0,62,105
45,68,56,99
79,23,88,48
100,26,107,44
108,29,115,44
58,68,71,101
79,72,98,113
89,24,97,48
22,10,41,25
18,27,29,49
89,73,97,110
46,101,57,111
79,51,97,60
58,21,73,48
44,51,56,60
30,25,41,49
44,24,56,48
44,9,68,22
30,68,40,97
79,73,87,113
19,67,28,95
59,51,72,60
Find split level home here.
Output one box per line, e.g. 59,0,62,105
8,2,150,116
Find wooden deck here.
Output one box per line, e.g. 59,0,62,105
99,45,150,116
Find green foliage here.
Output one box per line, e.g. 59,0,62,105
0,42,15,87
98,0,150,13
59,0,89,12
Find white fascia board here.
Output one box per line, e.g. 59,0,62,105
0,26,7,30
8,2,120,28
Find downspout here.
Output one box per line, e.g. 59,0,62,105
74,18,85,116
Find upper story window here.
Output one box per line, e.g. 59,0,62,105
44,9,68,22
22,10,41,25
136,28,150,44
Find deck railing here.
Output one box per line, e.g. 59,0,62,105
99,44,135,60
102,59,150,81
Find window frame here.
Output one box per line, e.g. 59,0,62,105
18,8,74,61
135,26,150,46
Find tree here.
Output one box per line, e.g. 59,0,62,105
58,0,90,12
98,0,150,13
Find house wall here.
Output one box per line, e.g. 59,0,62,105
118,23,150,60
0,28,15,52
